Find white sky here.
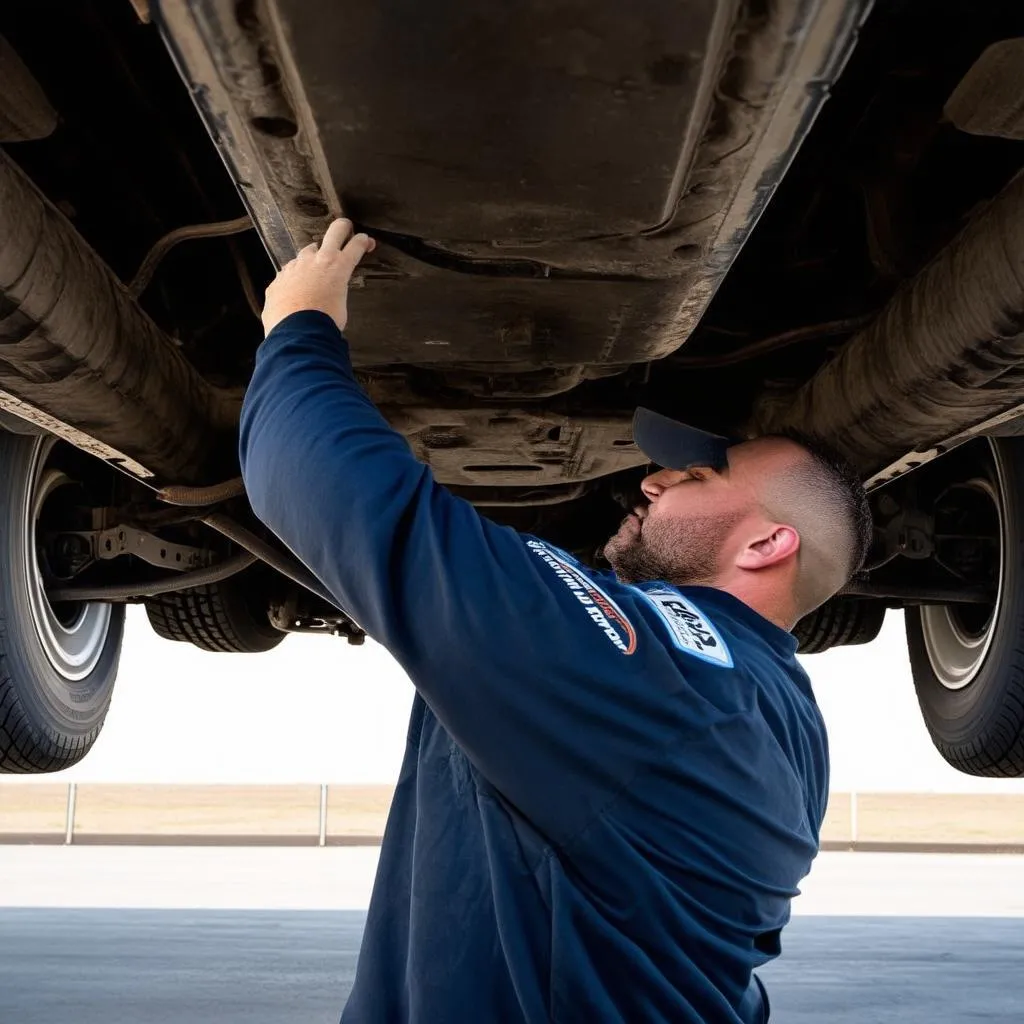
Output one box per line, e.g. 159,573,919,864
11,605,1024,793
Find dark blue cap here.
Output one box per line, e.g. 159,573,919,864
631,407,736,472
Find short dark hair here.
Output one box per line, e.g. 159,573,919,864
771,429,874,579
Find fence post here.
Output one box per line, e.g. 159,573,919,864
318,784,328,847
64,783,77,845
849,789,859,845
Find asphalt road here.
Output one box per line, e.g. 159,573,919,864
2,849,1022,1022
2,909,1022,1022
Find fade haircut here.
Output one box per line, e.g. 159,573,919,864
755,431,873,617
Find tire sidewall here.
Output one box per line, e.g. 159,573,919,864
0,432,124,752
906,437,1024,758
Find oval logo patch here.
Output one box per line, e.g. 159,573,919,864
640,587,733,667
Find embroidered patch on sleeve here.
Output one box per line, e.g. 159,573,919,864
525,540,637,654
640,587,733,667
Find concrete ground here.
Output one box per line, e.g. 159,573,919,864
1,847,1022,1022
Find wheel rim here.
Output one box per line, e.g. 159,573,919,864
22,440,112,681
920,453,1003,692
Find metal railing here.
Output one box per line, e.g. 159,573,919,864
2,785,1024,850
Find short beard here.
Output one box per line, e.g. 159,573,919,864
603,510,741,587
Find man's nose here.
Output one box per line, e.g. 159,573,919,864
641,469,670,502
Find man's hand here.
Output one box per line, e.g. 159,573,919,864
261,218,376,336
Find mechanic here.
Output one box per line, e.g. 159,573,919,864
239,219,873,1023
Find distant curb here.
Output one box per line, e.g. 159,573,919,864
3,834,1023,853
0,833,383,847
819,840,1024,855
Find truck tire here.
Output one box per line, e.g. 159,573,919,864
905,437,1024,777
793,597,886,655
0,432,124,773
145,572,284,653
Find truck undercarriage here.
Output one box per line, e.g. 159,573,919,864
1,0,1024,775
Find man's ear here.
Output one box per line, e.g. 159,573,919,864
735,524,800,571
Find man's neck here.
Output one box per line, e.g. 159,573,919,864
714,575,797,633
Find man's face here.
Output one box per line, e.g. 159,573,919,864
603,449,763,586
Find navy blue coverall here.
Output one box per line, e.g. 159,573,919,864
239,311,830,1023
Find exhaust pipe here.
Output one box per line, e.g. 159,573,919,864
0,149,236,483
760,170,1024,478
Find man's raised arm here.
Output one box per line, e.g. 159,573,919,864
238,221,681,844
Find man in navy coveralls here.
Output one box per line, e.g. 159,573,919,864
239,220,873,1023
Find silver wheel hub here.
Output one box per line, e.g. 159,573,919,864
22,444,111,681
920,469,1003,692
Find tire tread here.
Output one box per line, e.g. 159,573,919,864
0,610,103,773
0,432,123,774
145,581,282,654
906,436,1024,778
793,597,886,655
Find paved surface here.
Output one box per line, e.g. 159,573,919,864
0,909,359,1024
2,848,1023,1022
794,850,1024,917
1,909,1021,1022
760,917,1024,1022
0,845,381,909
6,846,1024,915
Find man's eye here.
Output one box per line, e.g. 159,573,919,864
686,467,716,482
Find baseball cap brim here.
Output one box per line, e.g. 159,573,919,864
631,407,736,473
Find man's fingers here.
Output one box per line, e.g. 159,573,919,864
320,218,353,253
335,233,376,278
274,246,312,277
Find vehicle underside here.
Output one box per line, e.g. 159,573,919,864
2,0,1024,774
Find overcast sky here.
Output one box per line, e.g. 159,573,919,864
11,605,1024,793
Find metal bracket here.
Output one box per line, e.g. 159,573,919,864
866,400,1024,491
883,509,936,561
55,525,213,572
840,579,995,605
268,598,365,645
